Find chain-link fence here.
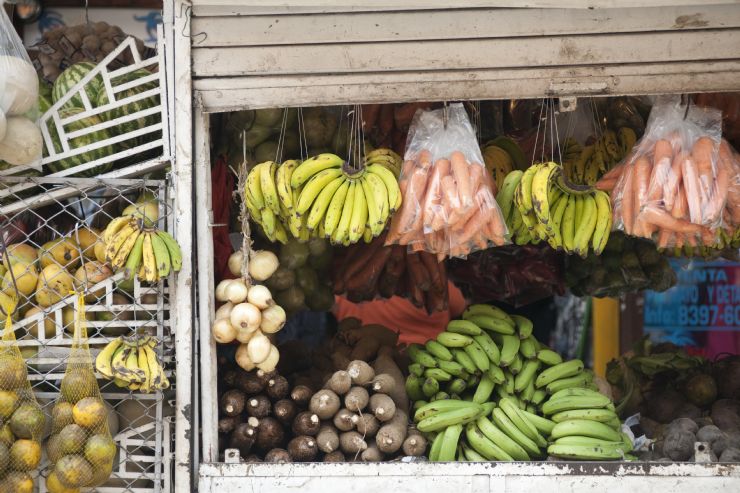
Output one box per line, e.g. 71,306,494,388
0,176,174,492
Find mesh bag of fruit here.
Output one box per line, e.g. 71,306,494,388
0,296,45,493
45,293,116,491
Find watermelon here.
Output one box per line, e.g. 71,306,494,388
51,62,104,110
98,68,161,136
45,108,114,177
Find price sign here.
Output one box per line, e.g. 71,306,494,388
644,260,740,333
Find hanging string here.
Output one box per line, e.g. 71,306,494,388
274,108,289,164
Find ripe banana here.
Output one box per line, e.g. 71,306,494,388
348,180,368,243
331,180,355,245
104,216,136,245
363,172,390,233
307,175,346,231
367,164,401,212
142,232,158,282
530,162,559,228
296,167,344,214
260,161,280,215
291,153,344,189
95,338,123,378
574,193,597,257
561,194,577,253
276,160,298,210
245,162,268,210
591,190,613,254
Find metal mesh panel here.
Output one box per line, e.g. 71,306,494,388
0,176,173,492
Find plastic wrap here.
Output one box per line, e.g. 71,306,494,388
600,97,740,250
447,243,565,307
0,6,42,170
386,104,508,258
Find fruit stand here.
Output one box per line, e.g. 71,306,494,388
182,1,740,492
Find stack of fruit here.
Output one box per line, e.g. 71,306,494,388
562,128,637,185
565,232,677,297
405,303,631,461
95,335,169,393
497,163,612,255
481,136,527,187
244,150,402,246
212,251,284,373
100,195,183,282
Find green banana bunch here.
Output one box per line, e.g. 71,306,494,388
406,303,625,462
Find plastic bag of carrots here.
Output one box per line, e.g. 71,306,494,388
597,97,740,251
385,103,508,258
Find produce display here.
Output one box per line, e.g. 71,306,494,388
598,99,740,254
386,104,507,258
481,136,527,186
212,250,285,373
100,194,183,282
500,163,612,255
244,150,402,245
333,232,449,313
0,300,44,493
565,232,677,297
45,294,117,491
95,335,170,393
405,304,630,461
562,128,637,186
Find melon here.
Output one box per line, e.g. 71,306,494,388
51,62,104,110
0,56,39,116
100,68,161,135
45,108,114,176
0,116,43,166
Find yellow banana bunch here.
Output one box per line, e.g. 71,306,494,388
482,144,514,188
95,335,169,393
497,163,613,256
563,128,637,185
246,151,402,246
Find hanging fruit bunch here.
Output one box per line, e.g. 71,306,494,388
99,193,183,282
244,150,402,246
95,335,169,392
496,163,612,256
562,128,637,185
481,136,527,186
212,251,285,373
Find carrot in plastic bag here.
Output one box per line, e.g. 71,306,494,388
680,155,702,224
424,158,450,232
619,165,635,234
642,206,702,234
597,163,625,191
440,175,460,225
632,156,652,237
664,151,685,211
692,136,716,208
657,228,674,249
648,140,673,203
450,151,472,208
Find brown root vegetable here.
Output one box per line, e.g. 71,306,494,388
323,450,346,462
372,346,409,414
264,448,292,463
339,431,368,454
273,399,298,426
235,371,265,394
309,390,341,420
255,417,285,451
402,431,427,456
333,408,356,432
352,413,379,437
316,425,340,453
647,389,683,423
244,454,263,463
668,418,699,435
369,394,396,422
375,410,408,454
347,360,375,385
711,400,740,431
229,423,256,457
697,425,725,445
291,385,313,408
292,411,321,436
256,369,277,386
351,337,381,362
344,386,370,412
371,374,397,395
288,435,319,462
360,443,383,462
247,416,260,428
222,369,239,388
218,416,239,434
685,374,718,407
266,375,290,401
246,395,272,418
720,447,740,462
663,430,696,461
220,389,247,417
326,370,352,395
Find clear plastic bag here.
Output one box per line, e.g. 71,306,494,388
601,96,739,249
0,5,42,170
386,104,508,258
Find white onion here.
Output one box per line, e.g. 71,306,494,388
256,344,280,372
248,250,279,281
247,332,271,364
260,305,286,334
215,302,233,320
235,326,256,343
215,279,232,302
230,302,262,332
225,279,249,304
212,318,236,344
247,284,274,310
235,343,255,371
228,251,244,277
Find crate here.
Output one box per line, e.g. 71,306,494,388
0,34,170,201
0,176,174,492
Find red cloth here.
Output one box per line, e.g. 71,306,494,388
333,281,467,346
211,155,236,283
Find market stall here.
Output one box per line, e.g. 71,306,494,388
185,2,740,492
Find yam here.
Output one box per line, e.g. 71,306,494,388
402,431,427,457
371,374,397,395
309,390,341,420
697,425,725,445
323,450,345,462
352,413,380,437
347,360,375,385
246,395,271,418
217,416,239,434
369,394,396,422
266,375,290,400
326,370,352,395
316,425,340,453
350,337,381,362
339,431,368,455
264,448,292,463
344,386,369,412
235,371,265,394
255,417,284,451
711,400,740,431
720,447,740,462
220,390,246,417
287,435,319,462
291,385,313,408
292,411,321,436
273,399,298,426
333,408,356,432
360,443,383,462
668,418,699,435
375,410,408,454
663,430,695,461
372,346,409,414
